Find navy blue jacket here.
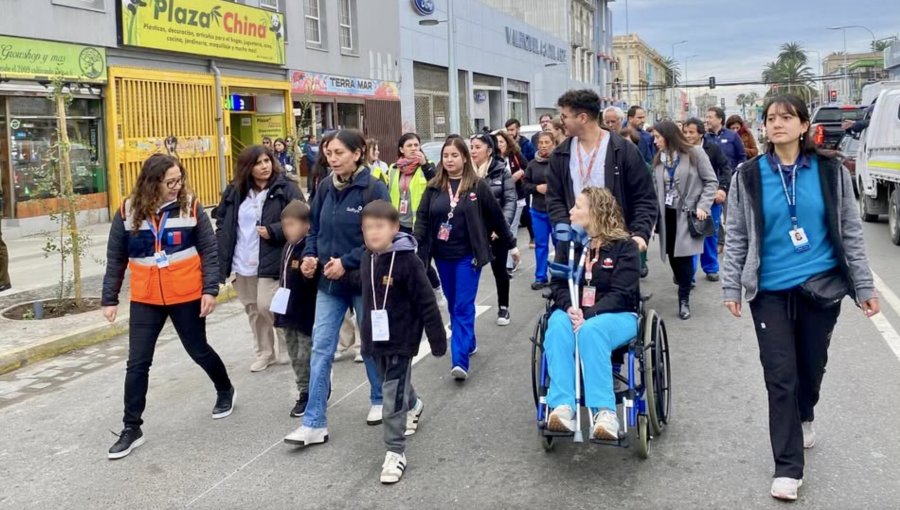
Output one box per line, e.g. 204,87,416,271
274,238,318,335
705,128,747,169
637,129,656,165
517,135,536,162
303,168,390,296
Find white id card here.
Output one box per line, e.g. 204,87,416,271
371,309,390,341
789,228,811,253
154,251,170,268
665,192,675,207
269,287,291,314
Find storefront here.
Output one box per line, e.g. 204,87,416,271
0,35,107,219
290,70,401,162
108,0,290,211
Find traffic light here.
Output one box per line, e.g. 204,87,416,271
829,89,838,102
709,76,716,89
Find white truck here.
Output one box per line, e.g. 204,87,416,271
856,81,900,244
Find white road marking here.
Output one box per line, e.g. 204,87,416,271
412,305,491,365
869,271,900,363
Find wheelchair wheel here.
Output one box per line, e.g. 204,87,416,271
635,414,650,459
643,310,671,436
531,314,547,407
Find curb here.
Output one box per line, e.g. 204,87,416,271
0,285,238,376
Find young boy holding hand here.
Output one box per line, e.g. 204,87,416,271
359,200,447,484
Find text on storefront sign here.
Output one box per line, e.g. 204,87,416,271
504,27,567,63
0,35,106,83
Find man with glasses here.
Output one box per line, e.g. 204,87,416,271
531,113,555,148
546,89,657,256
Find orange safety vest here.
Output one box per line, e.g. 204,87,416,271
121,198,204,306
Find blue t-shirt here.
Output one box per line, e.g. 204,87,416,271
758,154,838,291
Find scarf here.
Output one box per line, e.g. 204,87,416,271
475,160,490,179
534,149,550,163
333,165,364,191
395,157,420,177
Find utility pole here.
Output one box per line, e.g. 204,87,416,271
447,0,459,135
624,0,631,106
670,40,687,119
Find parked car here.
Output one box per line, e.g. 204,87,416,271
837,133,861,197
810,105,867,149
421,139,470,165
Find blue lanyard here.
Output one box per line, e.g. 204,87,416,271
147,211,170,252
777,164,799,228
665,158,680,192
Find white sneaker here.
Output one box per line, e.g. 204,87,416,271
802,421,816,449
770,477,803,501
405,399,424,436
250,357,272,372
380,451,407,484
591,409,620,440
450,366,468,381
547,405,576,433
283,425,328,447
333,349,346,362
434,287,448,308
367,404,383,425
354,351,364,363
469,345,478,357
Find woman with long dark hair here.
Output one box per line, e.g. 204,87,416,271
102,154,234,459
274,138,294,173
307,132,336,203
470,132,517,326
216,145,303,372
726,115,760,159
652,120,718,320
496,130,532,261
284,129,391,447
723,96,878,501
415,138,518,380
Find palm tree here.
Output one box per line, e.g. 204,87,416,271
761,43,816,102
872,39,893,52
778,42,808,66
662,56,681,88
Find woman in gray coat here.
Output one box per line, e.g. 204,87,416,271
652,120,718,320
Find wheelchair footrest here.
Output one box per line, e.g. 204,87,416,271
589,435,630,448
541,429,576,438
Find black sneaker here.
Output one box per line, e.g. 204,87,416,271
291,392,309,418
212,386,235,419
640,263,649,279
108,427,144,460
496,307,511,326
531,281,548,290
679,300,692,320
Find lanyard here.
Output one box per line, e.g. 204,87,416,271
777,164,800,228
584,244,600,284
400,173,413,195
370,251,397,310
665,158,680,192
280,243,296,286
446,180,463,220
147,211,170,252
577,138,602,182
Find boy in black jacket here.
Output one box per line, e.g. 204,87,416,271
359,200,447,485
273,200,319,418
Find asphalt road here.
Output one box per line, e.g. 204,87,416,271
2,224,900,510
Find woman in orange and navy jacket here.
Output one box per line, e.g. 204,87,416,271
101,153,234,461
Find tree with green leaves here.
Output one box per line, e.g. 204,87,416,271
761,42,817,102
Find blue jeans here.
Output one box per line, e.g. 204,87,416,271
435,257,481,371
701,203,723,274
531,208,553,283
303,292,382,429
544,309,638,411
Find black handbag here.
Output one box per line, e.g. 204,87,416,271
687,211,715,238
799,268,851,307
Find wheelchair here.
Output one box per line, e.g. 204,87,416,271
530,289,671,458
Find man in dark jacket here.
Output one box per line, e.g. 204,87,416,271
627,106,656,165
701,109,744,281
505,118,536,162
546,90,658,255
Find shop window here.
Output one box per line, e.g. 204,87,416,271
259,0,279,9
339,0,358,55
52,0,104,11
304,0,327,50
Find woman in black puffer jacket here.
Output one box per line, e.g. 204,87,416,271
470,133,516,326
216,145,304,372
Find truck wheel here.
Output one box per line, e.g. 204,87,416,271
890,190,900,246
860,190,878,223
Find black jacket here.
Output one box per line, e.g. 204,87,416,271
356,233,447,358
523,157,551,213
215,174,304,282
485,157,517,225
702,138,733,194
273,238,318,335
102,198,219,306
546,133,658,242
415,178,516,269
550,237,641,317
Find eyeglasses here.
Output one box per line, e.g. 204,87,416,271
164,177,184,189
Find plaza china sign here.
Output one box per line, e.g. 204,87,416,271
119,0,285,65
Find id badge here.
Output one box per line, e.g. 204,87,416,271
581,286,596,307
372,309,390,341
154,251,170,268
665,192,675,207
269,287,291,315
438,222,452,241
790,228,811,253
399,199,409,215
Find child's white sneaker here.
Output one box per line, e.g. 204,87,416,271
283,425,328,447
380,451,407,484
366,404,383,425
770,477,802,501
405,399,424,436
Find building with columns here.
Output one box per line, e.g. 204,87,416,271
612,33,669,122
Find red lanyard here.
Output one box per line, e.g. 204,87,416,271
446,180,463,220
400,173,413,194
577,138,602,182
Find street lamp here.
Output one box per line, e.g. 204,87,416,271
683,53,698,117
828,25,877,103
419,7,459,136
670,40,687,118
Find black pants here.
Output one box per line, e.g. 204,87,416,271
490,239,510,308
123,300,232,427
749,289,841,479
665,208,694,302
400,225,441,289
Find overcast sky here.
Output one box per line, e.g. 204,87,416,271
609,0,900,116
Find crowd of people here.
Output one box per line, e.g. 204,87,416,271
99,89,879,500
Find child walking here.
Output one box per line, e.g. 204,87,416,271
359,200,447,484
272,200,319,418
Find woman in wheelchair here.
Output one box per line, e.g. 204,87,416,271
544,187,641,440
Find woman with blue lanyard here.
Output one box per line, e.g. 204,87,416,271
722,95,878,502
651,120,718,320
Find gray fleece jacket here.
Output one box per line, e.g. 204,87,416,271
722,154,876,304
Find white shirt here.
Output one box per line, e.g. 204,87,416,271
232,189,268,277
569,133,610,197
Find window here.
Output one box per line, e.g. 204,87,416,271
259,0,278,9
51,0,104,10
339,0,357,54
304,0,323,48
